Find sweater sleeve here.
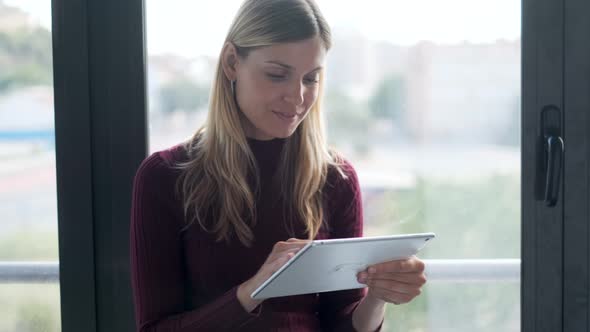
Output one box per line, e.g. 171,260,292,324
130,153,259,332
318,159,384,332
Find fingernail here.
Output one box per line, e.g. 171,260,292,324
368,267,376,273
358,276,367,283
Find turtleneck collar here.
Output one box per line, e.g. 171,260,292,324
246,137,287,172
246,137,287,148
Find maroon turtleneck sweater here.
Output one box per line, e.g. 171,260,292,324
130,137,381,331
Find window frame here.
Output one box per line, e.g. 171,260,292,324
521,0,565,330
52,0,147,331
562,0,590,330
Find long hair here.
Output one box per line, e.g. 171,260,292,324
176,0,346,247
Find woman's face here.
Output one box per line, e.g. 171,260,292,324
225,36,327,140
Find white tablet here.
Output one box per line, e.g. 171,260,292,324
251,232,435,300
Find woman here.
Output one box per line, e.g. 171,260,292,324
130,0,426,331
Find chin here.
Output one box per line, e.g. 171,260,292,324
276,130,294,138
271,127,299,139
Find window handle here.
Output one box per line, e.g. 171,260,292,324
544,135,564,206
539,105,564,207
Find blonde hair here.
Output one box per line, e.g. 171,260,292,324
176,0,345,247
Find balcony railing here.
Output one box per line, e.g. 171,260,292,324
0,259,520,284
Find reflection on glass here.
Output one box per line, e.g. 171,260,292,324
0,1,61,331
147,1,520,331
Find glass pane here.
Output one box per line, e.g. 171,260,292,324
382,282,519,331
147,1,520,330
0,285,61,332
0,1,61,331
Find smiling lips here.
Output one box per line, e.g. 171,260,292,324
273,111,298,121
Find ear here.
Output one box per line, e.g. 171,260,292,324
221,42,240,82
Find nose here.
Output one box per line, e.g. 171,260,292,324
283,82,304,106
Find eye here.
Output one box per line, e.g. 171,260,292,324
266,73,287,81
304,76,320,85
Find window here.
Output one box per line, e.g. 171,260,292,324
0,1,60,331
146,1,521,330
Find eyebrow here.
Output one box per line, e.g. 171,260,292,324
264,61,323,73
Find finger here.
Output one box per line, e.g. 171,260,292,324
366,279,422,296
372,257,425,273
367,272,427,286
272,241,308,253
357,270,422,283
265,246,302,263
260,250,297,277
265,242,305,262
286,238,309,243
368,287,416,305
368,257,425,274
270,251,297,270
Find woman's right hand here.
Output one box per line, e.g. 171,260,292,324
237,238,309,312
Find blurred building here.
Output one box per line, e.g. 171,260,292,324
325,27,521,146
405,39,521,145
0,2,31,31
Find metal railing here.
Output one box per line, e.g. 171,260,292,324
0,259,520,284
0,262,59,283
425,259,519,282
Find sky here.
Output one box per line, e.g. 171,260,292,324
6,0,521,57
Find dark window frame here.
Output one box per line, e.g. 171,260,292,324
52,0,147,331
562,0,590,330
521,0,565,331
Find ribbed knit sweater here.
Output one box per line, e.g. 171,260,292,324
130,137,381,331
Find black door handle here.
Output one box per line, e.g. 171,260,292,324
544,135,564,206
539,105,564,207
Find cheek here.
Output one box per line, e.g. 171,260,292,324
303,88,319,111
238,78,276,111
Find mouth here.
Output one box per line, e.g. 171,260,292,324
273,111,298,121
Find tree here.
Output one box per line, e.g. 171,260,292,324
158,77,210,113
323,90,371,155
0,26,53,92
369,75,406,122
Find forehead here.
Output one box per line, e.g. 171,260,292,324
246,36,327,72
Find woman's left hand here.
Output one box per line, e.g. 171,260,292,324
356,256,427,305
